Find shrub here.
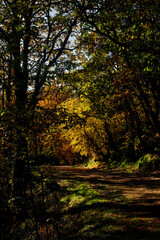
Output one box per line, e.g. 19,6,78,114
137,154,160,171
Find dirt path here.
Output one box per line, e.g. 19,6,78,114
47,166,160,240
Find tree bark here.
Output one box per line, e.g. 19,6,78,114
11,3,28,198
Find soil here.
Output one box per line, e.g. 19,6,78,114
47,166,160,240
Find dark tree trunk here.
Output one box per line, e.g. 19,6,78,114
11,4,28,198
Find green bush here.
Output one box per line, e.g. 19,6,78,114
137,154,160,170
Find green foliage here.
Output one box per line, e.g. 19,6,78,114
83,158,104,168
137,154,160,171
56,0,160,166
0,0,79,197
59,179,146,239
1,0,160,236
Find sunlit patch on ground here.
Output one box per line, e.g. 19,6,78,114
59,180,147,240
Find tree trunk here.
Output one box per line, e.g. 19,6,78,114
11,3,28,198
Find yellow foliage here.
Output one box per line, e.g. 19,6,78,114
61,96,90,117
61,96,108,157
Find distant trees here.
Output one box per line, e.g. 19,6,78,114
53,0,160,163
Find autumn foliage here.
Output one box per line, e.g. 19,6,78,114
0,0,160,238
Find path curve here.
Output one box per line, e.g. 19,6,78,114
46,166,160,240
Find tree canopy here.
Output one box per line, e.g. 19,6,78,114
1,1,160,239
1,0,160,199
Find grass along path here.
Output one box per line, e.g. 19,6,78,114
43,166,160,240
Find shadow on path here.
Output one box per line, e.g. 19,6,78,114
44,166,160,240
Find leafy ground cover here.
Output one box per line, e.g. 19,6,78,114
58,179,147,240
48,166,160,240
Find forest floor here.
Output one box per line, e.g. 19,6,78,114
44,166,160,240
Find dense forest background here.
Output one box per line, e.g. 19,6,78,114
0,0,160,239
